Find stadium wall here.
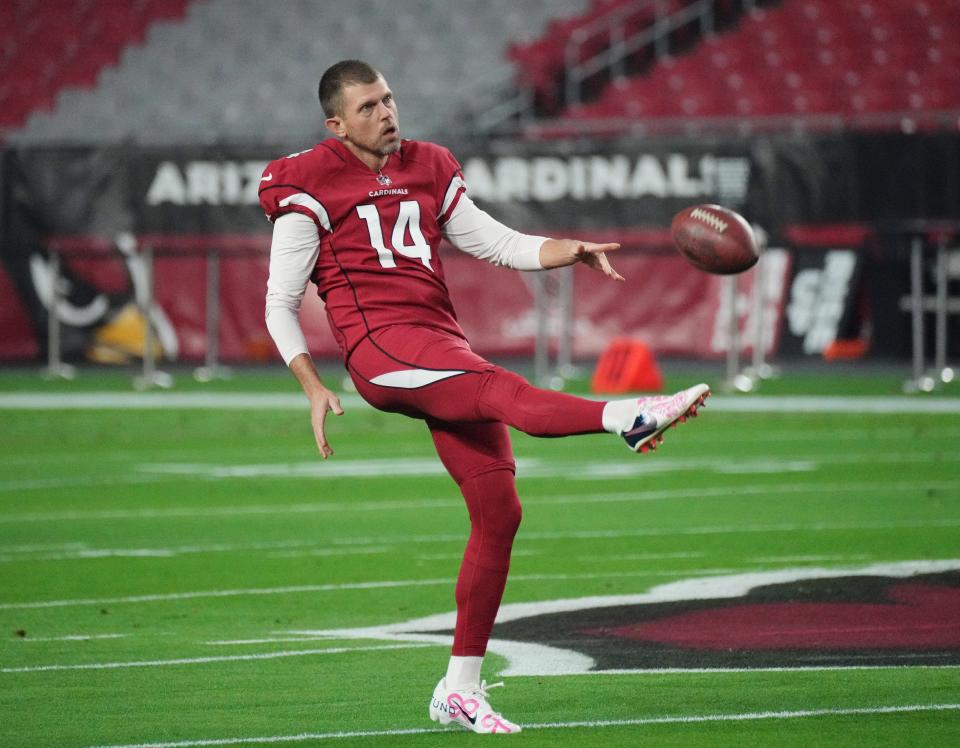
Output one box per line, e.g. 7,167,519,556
0,132,957,364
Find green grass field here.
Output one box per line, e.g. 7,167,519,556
1,367,959,747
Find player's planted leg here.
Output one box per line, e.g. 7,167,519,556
429,678,521,734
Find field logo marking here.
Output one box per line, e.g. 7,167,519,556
285,560,960,676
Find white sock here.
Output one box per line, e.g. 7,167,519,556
601,398,639,434
445,655,483,688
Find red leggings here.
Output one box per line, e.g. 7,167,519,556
348,325,606,656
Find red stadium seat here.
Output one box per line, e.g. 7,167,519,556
508,0,689,113
0,0,190,132
547,0,960,134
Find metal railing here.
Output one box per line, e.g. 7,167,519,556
564,0,714,108
530,224,958,395
470,0,763,135
898,224,959,392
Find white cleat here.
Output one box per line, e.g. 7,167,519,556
428,678,521,734
621,383,710,453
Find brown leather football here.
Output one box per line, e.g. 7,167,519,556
670,204,759,275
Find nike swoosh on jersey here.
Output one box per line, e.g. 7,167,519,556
261,173,273,182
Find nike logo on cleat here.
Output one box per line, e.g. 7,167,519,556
624,414,656,439
448,695,478,725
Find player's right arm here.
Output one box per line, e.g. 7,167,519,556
265,211,343,459
261,149,344,458
289,350,343,460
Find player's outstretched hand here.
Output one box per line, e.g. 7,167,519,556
309,387,344,459
541,238,624,281
574,241,624,282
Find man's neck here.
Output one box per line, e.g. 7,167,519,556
342,141,389,172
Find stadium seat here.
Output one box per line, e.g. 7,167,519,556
547,0,960,133
8,0,960,143
1,0,190,137
11,0,585,143
507,0,687,113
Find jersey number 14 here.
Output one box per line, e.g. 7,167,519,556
356,202,433,271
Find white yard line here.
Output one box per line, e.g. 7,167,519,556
0,541,88,552
526,702,960,725
15,634,129,642
550,664,960,676
203,637,355,646
0,578,456,610
516,518,960,541
85,703,960,747
131,452,958,482
1,643,431,674
0,475,167,492
0,556,960,610
264,546,392,559
1,452,955,494
2,515,958,589
748,554,872,563
1,450,956,491
0,541,395,563
581,551,705,562
0,393,330,411
0,571,740,611
2,392,959,413
709,397,960,414
415,548,540,562
2,479,957,525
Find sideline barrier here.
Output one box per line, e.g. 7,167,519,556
5,134,958,391
43,234,268,389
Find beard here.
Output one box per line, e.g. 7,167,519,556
376,138,401,157
350,129,400,160
376,125,401,156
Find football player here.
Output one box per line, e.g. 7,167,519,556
261,59,709,734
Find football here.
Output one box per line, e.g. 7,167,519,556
670,204,759,275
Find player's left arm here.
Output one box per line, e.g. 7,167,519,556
538,238,623,282
442,194,623,281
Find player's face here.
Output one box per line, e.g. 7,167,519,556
326,77,401,169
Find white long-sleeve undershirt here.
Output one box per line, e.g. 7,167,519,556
264,194,548,365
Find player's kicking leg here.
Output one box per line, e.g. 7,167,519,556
602,383,710,454
349,326,711,456
475,372,711,455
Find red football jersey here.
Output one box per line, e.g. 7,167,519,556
259,138,468,357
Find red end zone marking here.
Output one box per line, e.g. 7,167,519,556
585,584,960,650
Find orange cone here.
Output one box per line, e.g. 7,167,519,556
590,338,664,394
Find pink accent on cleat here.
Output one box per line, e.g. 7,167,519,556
429,678,521,734
621,383,710,453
